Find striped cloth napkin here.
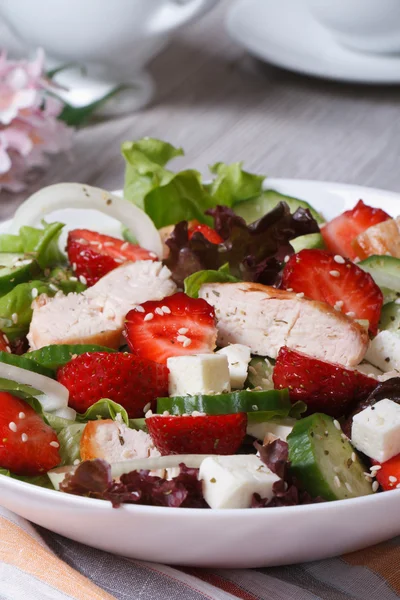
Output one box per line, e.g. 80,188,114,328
1,505,400,600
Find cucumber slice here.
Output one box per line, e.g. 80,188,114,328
0,351,54,378
380,287,400,305
358,255,400,294
234,189,325,225
287,413,373,501
0,256,39,296
291,233,325,253
246,357,274,390
157,389,291,418
379,301,400,333
24,344,116,371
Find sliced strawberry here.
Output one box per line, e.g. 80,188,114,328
0,332,11,353
146,413,247,455
321,200,390,260
0,392,61,476
57,352,168,417
282,248,383,335
273,347,377,417
125,292,217,365
67,229,157,286
188,220,223,245
373,455,400,491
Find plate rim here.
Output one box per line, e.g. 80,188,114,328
2,175,400,517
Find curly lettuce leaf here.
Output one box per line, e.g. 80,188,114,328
76,398,129,426
207,162,265,206
165,202,320,287
184,263,239,298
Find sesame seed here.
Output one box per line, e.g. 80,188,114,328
114,258,124,264
104,241,114,247
251,405,258,411
284,255,290,263
345,482,353,493
31,288,38,299
5,346,11,353
333,419,341,430
9,422,17,432
389,476,398,483
162,410,170,416
21,259,32,266
121,242,129,251
3,334,9,344
178,328,189,334
334,476,341,488
49,283,58,292
370,465,381,472
341,433,348,441
72,263,77,271
135,306,145,313
79,275,87,285
287,288,293,292
155,307,164,316
329,270,341,278
162,306,171,314
183,338,192,347
143,402,151,413
177,335,187,342
149,252,157,259
73,459,80,466
351,452,357,462
21,433,28,442
69,276,78,282
18,412,25,419
346,311,356,318
372,481,379,492
334,300,344,311
145,409,153,418
144,313,154,321
49,441,59,448
334,255,345,264
11,313,18,324
296,292,305,298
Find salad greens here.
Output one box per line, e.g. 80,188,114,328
184,264,239,298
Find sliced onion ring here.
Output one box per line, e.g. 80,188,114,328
0,362,69,412
10,183,163,258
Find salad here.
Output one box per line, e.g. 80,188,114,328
1,137,400,510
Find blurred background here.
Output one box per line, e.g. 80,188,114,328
1,0,400,219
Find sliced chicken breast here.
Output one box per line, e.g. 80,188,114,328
28,261,176,350
80,420,160,462
199,282,369,367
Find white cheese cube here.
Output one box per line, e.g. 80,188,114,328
351,399,400,462
247,418,296,442
355,361,382,379
167,353,230,397
217,344,251,389
199,455,280,509
365,331,400,372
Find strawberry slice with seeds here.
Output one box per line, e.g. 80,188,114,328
282,248,383,334
188,220,223,245
67,229,157,286
273,347,377,417
57,352,168,417
146,413,247,455
0,392,61,476
124,292,217,364
321,200,390,260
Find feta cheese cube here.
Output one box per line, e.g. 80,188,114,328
217,344,251,389
247,418,296,442
355,361,382,379
365,331,400,372
351,399,400,462
199,455,280,509
167,354,230,397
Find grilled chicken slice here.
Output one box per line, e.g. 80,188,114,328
354,217,400,260
80,420,160,462
199,282,369,367
28,261,176,350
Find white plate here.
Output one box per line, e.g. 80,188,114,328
226,0,400,85
1,178,400,568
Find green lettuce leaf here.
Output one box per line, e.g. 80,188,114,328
0,280,56,341
0,234,24,253
76,398,129,426
57,423,85,465
184,263,239,298
122,138,214,228
129,418,147,432
207,162,265,206
0,467,53,489
47,267,86,295
19,221,66,269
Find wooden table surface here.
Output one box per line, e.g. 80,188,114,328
1,0,400,221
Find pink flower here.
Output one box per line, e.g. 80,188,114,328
0,49,73,193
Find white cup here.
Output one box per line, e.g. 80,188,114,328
0,0,219,113
304,0,400,54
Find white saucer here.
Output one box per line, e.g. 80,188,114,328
226,0,400,84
